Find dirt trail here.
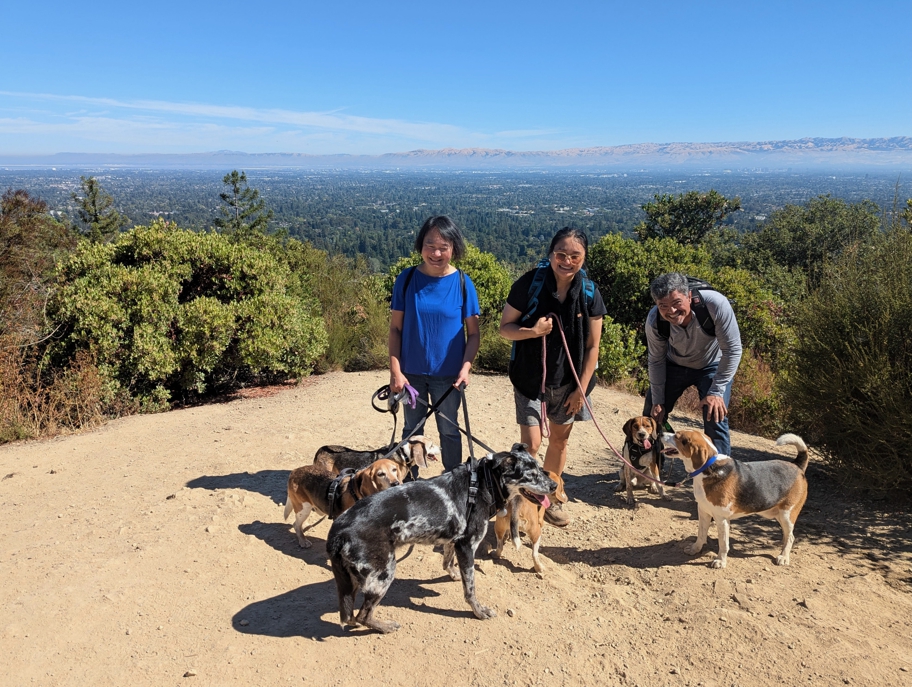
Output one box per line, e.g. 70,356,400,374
2,370,910,687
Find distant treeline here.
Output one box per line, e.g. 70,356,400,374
2,168,908,268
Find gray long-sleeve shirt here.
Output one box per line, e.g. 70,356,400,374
645,289,743,407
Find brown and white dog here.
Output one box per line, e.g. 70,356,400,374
662,429,809,569
283,458,403,549
313,436,439,478
492,471,567,573
615,416,666,505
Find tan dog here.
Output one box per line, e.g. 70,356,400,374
283,458,403,549
615,416,665,505
313,436,439,477
492,471,566,573
662,429,809,569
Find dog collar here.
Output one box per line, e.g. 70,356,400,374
688,455,718,478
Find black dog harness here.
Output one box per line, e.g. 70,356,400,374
326,468,358,520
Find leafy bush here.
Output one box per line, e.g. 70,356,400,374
597,316,646,388
48,220,327,405
782,228,912,490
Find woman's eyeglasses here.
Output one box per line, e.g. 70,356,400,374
553,251,584,264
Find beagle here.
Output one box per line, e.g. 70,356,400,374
662,429,809,569
615,416,666,505
283,458,403,549
492,471,567,574
312,436,439,478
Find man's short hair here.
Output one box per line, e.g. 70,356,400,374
650,272,690,302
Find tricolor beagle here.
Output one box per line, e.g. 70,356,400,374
662,429,809,569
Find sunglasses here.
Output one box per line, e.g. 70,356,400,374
552,251,584,264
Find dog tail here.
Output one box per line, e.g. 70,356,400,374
283,500,293,521
775,433,809,474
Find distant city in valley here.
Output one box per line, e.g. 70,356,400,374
2,166,909,269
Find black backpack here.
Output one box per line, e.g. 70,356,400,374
655,276,718,339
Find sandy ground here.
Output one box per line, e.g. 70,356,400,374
2,370,911,687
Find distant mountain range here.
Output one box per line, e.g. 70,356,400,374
2,137,910,170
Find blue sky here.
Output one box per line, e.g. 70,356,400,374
2,1,909,155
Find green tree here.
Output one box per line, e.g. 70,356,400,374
213,170,273,237
0,189,76,342
71,176,128,243
739,195,880,290
635,190,741,245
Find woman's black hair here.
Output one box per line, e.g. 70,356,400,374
415,216,466,261
547,226,589,257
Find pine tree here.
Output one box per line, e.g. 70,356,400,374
71,176,127,243
213,170,273,237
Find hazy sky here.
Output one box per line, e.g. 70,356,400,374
2,1,909,155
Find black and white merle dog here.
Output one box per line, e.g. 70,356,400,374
326,443,556,634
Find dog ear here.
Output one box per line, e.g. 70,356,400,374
353,469,371,497
511,442,529,455
546,471,568,503
645,416,658,438
409,440,429,468
622,419,635,439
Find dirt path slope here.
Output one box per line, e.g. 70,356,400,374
2,371,910,687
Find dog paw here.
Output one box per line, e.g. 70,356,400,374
686,542,703,556
775,555,790,566
446,566,460,581
297,538,312,549
473,605,496,620
710,558,727,569
613,482,626,493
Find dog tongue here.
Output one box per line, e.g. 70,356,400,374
541,495,550,509
644,438,652,450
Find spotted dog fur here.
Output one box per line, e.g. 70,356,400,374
326,443,556,634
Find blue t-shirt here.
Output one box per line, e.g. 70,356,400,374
391,267,481,378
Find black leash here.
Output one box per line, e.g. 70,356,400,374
380,384,458,460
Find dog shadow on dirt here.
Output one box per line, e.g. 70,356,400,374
232,572,476,639
186,469,288,505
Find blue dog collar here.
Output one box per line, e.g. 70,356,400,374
688,454,719,478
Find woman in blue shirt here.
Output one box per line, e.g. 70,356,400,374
389,216,481,472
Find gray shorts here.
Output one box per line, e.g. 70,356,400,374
514,384,593,426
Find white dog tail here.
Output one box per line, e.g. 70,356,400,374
775,433,809,474
283,500,293,521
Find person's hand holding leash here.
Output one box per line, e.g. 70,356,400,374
650,404,666,425
532,316,553,337
390,371,408,394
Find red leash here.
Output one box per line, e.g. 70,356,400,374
540,312,672,487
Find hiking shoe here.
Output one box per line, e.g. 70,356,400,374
543,501,571,528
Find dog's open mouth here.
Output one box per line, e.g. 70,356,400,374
661,446,679,456
520,489,550,509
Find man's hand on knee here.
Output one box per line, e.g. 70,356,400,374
701,395,728,423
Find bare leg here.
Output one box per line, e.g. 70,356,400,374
520,424,542,458
542,422,573,476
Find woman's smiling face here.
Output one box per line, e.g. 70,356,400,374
549,236,586,282
421,229,454,274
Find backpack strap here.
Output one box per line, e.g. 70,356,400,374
523,259,594,323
